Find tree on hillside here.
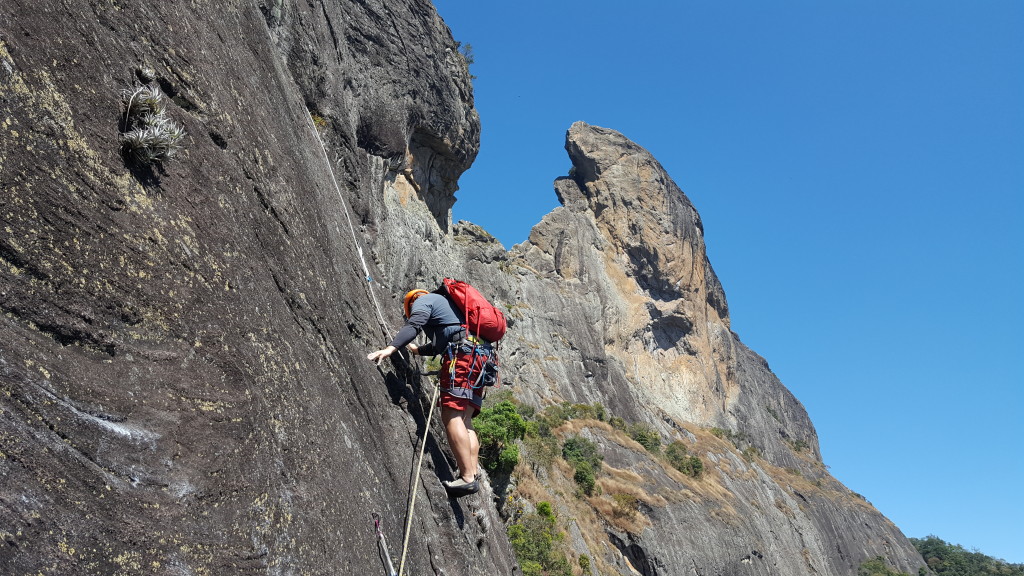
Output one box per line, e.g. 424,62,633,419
911,535,1024,576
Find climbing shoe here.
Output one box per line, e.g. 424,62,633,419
443,476,479,497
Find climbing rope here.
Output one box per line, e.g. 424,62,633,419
262,14,442,571
398,378,440,576
302,110,393,341
305,111,436,574
302,108,444,576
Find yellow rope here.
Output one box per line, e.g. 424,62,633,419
398,379,440,576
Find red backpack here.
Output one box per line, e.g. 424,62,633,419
441,278,507,343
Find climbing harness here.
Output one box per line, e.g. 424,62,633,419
372,513,398,576
443,337,500,393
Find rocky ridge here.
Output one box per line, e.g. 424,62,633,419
1,1,924,575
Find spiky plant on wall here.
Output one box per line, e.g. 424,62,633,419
119,82,186,165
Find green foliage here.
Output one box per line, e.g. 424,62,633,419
455,41,477,80
536,501,554,518
535,402,607,436
608,416,627,430
859,557,913,576
911,535,1024,576
579,554,592,574
507,502,572,576
310,113,328,131
475,401,527,474
611,492,638,518
423,355,442,374
788,438,810,453
572,462,596,496
534,405,568,437
524,434,560,471
562,437,602,470
458,41,475,66
664,440,704,477
627,422,662,454
562,436,602,496
710,426,759,459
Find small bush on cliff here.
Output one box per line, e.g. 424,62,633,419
533,402,606,436
507,501,572,576
627,422,661,454
475,400,527,474
524,434,560,472
611,492,639,519
562,436,602,496
665,440,704,478
120,84,186,166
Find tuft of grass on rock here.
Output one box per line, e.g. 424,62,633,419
119,83,186,166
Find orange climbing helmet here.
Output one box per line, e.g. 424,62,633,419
403,289,429,318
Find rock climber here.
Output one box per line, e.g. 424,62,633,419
366,288,484,497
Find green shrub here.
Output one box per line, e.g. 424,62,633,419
562,402,606,421
573,461,596,496
609,416,627,430
562,436,602,470
579,554,592,574
507,502,572,576
665,440,704,477
475,401,527,474
562,436,602,496
535,406,568,437
534,402,608,436
628,423,661,453
665,440,689,466
611,492,638,518
524,434,560,471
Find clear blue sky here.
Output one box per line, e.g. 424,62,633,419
434,0,1024,563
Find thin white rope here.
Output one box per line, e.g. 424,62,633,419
301,109,437,576
398,380,440,576
301,110,393,341
259,14,437,575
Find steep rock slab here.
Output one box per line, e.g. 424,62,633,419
0,2,511,575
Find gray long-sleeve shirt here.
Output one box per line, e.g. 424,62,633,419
388,292,464,356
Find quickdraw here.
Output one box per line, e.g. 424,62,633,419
372,513,398,576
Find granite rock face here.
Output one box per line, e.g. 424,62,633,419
2,2,924,576
1,2,509,575
449,123,925,575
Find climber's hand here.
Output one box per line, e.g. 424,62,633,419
367,346,397,365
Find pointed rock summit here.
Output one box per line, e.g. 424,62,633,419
514,122,781,446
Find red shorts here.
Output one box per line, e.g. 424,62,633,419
439,393,480,417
